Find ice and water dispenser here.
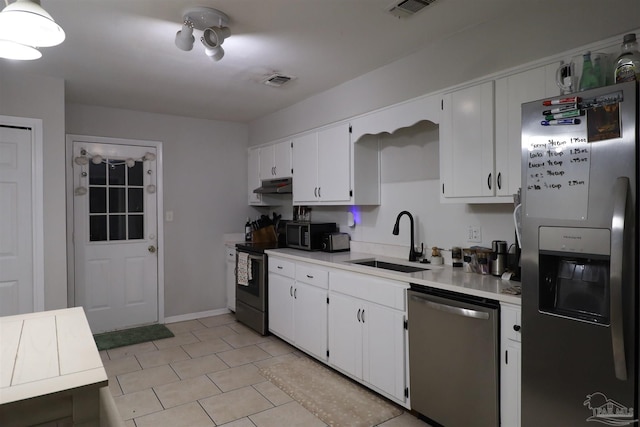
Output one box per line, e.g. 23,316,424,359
538,226,611,325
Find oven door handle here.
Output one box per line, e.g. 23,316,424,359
248,254,264,262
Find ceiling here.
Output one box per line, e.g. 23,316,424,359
1,0,637,123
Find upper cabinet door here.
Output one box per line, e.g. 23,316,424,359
317,122,351,202
258,144,275,180
273,140,292,179
248,147,264,205
292,132,319,203
495,63,560,198
440,81,495,199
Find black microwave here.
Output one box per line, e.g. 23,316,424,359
286,222,337,251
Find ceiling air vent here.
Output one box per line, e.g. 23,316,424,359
388,0,437,18
263,74,296,87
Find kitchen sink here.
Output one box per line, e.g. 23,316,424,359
348,259,429,273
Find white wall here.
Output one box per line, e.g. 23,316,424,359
66,104,251,317
0,67,67,310
248,3,640,144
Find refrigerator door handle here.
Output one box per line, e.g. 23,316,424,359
610,176,629,381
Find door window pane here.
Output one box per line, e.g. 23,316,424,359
128,215,144,239
128,161,144,186
108,160,126,185
90,216,108,241
89,187,106,213
86,154,148,243
109,215,127,240
89,161,106,185
128,188,144,212
109,188,126,213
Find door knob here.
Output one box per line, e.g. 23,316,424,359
148,245,156,253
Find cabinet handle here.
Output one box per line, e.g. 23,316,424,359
290,286,293,297
277,265,283,269
487,173,492,190
314,187,318,197
361,309,365,323
272,166,276,175
318,187,321,198
306,274,314,279
497,172,502,190
357,308,361,322
294,288,297,299
513,324,521,332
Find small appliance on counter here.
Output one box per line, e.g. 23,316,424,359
490,240,507,276
321,232,350,252
285,222,337,251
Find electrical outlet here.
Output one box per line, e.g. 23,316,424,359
468,226,482,243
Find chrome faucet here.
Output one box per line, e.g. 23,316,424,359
392,211,423,262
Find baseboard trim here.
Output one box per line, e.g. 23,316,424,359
164,308,231,324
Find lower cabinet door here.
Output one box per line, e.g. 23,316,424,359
268,273,294,341
501,341,521,427
328,292,363,378
362,302,406,401
294,282,328,361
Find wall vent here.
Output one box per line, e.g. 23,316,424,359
263,74,296,87
388,0,437,18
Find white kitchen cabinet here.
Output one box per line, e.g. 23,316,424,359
267,257,296,340
349,93,442,142
500,303,522,427
495,63,560,198
328,269,408,404
293,122,380,206
267,257,329,361
259,140,292,180
440,81,495,200
225,245,236,311
247,147,264,205
293,124,351,203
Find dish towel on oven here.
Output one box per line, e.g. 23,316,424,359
237,252,251,286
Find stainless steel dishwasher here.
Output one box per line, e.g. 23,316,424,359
408,285,499,427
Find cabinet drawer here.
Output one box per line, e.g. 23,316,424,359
501,304,521,342
295,263,329,289
330,270,407,311
269,257,295,278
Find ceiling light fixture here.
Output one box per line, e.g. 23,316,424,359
174,6,230,62
0,0,65,60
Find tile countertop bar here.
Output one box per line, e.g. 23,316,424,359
265,248,522,305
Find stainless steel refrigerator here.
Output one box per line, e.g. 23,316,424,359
520,81,638,426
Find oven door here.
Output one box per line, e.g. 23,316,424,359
236,252,265,311
235,251,268,334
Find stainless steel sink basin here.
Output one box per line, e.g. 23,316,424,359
348,259,429,273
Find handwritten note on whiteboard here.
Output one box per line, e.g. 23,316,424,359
525,134,590,220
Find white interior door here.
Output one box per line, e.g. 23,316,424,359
73,141,158,333
0,126,33,315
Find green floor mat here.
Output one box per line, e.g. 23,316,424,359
94,324,174,351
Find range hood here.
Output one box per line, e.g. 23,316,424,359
253,177,292,194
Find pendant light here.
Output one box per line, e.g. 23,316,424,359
0,0,65,60
0,39,41,60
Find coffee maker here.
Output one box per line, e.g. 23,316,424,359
491,240,508,276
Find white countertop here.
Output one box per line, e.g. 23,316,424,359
265,248,521,305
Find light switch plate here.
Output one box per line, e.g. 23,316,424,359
468,226,482,243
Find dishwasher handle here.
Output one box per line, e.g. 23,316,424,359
410,294,490,320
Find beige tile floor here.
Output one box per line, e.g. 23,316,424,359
104,313,431,427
